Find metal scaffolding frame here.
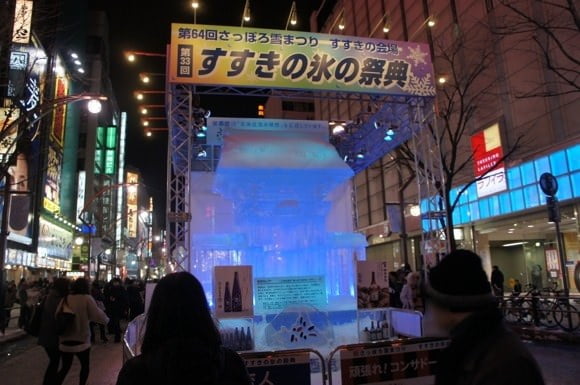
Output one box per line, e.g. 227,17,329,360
165,84,446,272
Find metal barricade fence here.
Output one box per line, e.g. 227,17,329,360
240,348,327,385
389,308,424,338
122,313,146,362
327,337,450,385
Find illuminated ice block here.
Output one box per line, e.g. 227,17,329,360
189,119,366,351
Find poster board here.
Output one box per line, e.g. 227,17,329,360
214,265,254,318
357,261,389,309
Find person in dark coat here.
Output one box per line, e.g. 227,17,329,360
90,282,108,343
126,279,144,321
423,250,545,385
105,278,128,343
491,265,505,296
38,278,69,385
17,278,29,329
116,272,251,385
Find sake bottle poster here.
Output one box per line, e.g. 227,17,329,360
214,265,254,319
356,261,389,309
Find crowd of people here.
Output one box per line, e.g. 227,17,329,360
2,250,547,385
2,276,146,385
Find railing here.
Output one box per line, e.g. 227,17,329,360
122,313,146,362
500,292,580,332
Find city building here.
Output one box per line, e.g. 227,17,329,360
313,0,580,292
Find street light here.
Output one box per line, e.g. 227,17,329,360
87,99,102,114
124,50,166,63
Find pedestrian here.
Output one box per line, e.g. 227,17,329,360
115,272,251,385
106,278,128,342
491,265,505,296
90,282,108,343
38,278,69,385
126,279,144,321
388,272,403,308
423,250,545,385
55,278,109,385
3,281,17,332
400,272,421,310
17,278,30,329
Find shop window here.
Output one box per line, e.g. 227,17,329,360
449,187,459,206
489,195,501,216
470,201,480,221
458,188,469,205
556,175,572,200
520,162,536,186
459,205,471,224
479,199,490,219
468,184,478,203
523,185,540,208
510,189,525,212
549,151,568,176
507,167,522,189
499,192,511,214
534,156,551,178
567,145,580,172
453,207,462,225
571,172,580,198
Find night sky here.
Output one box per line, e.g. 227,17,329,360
97,0,321,225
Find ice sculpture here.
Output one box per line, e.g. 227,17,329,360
189,119,366,351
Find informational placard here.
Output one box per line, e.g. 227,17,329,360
357,261,389,309
244,353,311,385
254,275,326,313
340,339,450,385
545,248,560,278
214,265,253,318
471,123,507,198
170,24,435,97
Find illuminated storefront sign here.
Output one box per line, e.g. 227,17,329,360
76,171,86,225
95,125,117,175
170,24,435,97
43,56,69,213
126,172,139,238
12,0,34,44
38,217,73,260
471,123,507,198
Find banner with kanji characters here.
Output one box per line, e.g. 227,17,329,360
339,339,449,385
170,24,435,97
471,123,507,198
243,353,312,385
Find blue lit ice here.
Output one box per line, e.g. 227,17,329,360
189,120,366,350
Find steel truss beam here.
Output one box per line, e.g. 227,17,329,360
167,82,446,272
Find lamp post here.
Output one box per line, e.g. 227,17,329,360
0,93,105,329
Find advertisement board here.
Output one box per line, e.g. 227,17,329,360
339,339,449,385
357,261,389,309
126,172,139,238
170,24,435,97
244,353,311,385
12,0,34,44
471,123,507,198
214,265,253,319
37,217,73,260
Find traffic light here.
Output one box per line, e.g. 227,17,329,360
257,104,265,117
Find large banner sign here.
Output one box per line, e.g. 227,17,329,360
471,123,507,198
170,24,435,97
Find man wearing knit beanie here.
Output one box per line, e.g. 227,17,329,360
424,249,544,385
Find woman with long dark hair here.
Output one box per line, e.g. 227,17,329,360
116,272,251,385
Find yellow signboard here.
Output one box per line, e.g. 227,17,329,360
169,24,435,97
126,172,139,238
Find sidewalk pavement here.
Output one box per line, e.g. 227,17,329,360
0,328,26,345
0,340,123,385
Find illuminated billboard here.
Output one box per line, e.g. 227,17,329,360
170,24,435,97
126,172,139,238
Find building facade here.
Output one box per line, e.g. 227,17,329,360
313,0,580,292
